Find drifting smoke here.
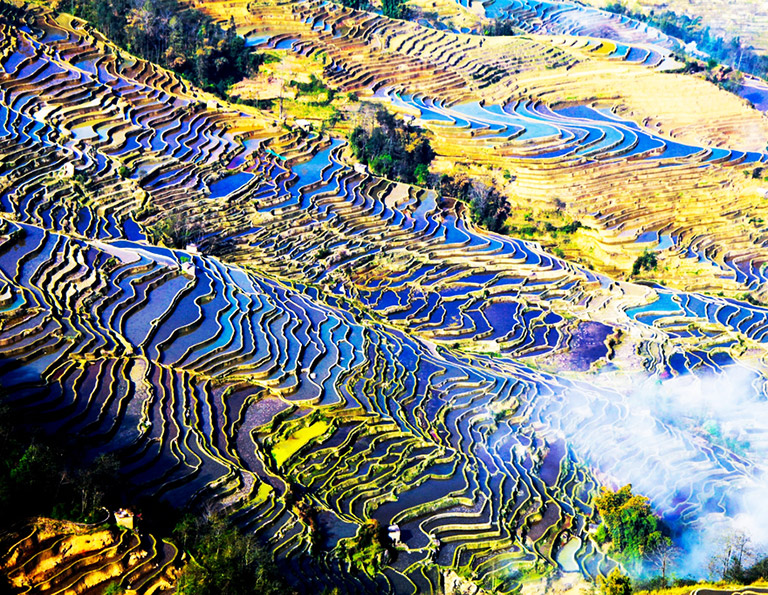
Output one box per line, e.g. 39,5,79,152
541,364,768,576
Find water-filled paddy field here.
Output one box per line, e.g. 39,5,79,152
1,1,768,592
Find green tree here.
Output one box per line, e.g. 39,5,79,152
631,250,657,276
469,187,510,233
414,163,429,186
175,515,287,595
348,108,435,184
594,484,665,560
370,154,393,177
103,583,125,595
381,0,408,19
598,568,632,595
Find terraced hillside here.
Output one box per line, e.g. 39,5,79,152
1,519,177,594
188,0,768,293
2,0,768,593
588,0,768,55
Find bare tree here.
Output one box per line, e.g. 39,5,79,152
648,537,679,581
709,530,755,581
731,530,755,579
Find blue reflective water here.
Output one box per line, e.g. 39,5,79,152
208,172,254,199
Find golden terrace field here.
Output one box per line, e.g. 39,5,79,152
188,0,768,294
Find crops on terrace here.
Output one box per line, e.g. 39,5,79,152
1,0,768,592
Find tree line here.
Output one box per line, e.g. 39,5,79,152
57,0,264,97
605,2,768,82
336,0,409,19
594,485,768,594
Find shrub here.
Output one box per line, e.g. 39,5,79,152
632,250,657,276
598,568,631,595
348,107,435,185
414,163,429,186
469,187,509,233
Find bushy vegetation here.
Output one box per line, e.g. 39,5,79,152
174,515,289,595
723,555,768,584
632,250,658,276
506,212,583,239
484,19,518,36
0,1,27,26
58,0,263,96
348,110,520,234
593,484,667,562
599,568,632,595
381,0,408,20
290,74,335,105
707,530,768,583
0,401,120,526
469,186,510,233
148,213,200,248
337,518,392,577
349,108,435,183
333,0,406,18
605,2,768,82
147,213,235,255
432,172,474,203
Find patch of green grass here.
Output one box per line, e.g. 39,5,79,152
271,421,329,468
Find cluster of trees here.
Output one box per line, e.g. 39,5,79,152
0,1,27,26
429,169,520,234
708,530,768,584
381,0,408,19
599,568,632,595
592,487,768,594
604,2,768,81
599,528,768,594
58,0,263,96
432,171,474,203
593,486,676,594
173,514,290,595
147,213,235,256
431,173,512,234
348,111,515,235
468,186,510,233
505,212,583,240
0,402,121,527
290,74,336,106
631,250,658,276
484,19,518,36
335,0,407,18
594,485,668,563
349,108,434,184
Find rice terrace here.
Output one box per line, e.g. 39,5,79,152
2,0,768,592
